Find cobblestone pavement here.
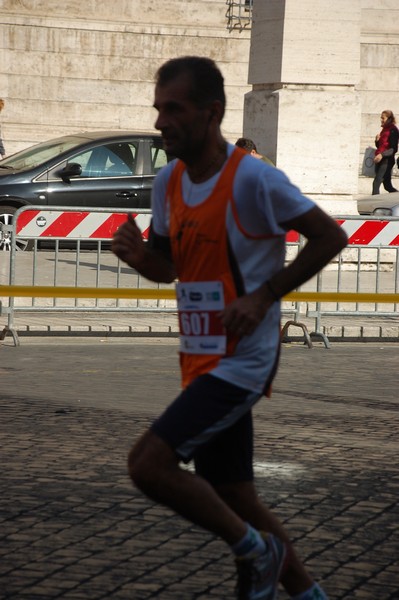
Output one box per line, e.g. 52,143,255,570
1,340,398,599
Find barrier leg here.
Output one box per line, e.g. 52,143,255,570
309,330,331,349
281,320,313,349
0,325,20,346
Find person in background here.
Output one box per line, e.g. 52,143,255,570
235,137,274,166
113,56,347,600
0,99,5,159
372,110,398,195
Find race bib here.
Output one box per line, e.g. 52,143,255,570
176,281,226,355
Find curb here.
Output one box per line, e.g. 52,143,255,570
6,324,399,342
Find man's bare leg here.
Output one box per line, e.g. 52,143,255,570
129,431,315,597
216,481,314,596
128,430,247,544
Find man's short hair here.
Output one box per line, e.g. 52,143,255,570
156,56,226,114
235,137,257,152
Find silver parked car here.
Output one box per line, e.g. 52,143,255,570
357,191,399,216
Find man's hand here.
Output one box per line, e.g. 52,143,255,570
112,214,146,269
374,153,383,164
219,288,274,337
112,215,177,283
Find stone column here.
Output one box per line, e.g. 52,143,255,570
243,0,361,213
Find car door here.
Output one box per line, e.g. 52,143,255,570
42,141,147,209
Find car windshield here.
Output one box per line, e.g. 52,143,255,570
0,136,90,171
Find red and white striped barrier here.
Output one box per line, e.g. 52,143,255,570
15,210,151,240
287,218,399,246
15,210,399,246
337,218,399,246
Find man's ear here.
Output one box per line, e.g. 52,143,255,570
209,100,224,123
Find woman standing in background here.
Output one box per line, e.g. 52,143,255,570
372,110,398,195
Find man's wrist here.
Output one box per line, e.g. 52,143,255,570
265,279,281,301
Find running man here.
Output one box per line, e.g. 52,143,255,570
112,56,347,600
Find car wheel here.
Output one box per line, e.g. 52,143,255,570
0,206,33,251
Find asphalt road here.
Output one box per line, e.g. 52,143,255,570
1,340,398,599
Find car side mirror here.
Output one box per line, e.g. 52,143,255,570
59,162,82,183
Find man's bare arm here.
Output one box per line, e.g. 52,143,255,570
220,206,348,335
260,205,348,301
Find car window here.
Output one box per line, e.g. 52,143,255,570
71,149,92,174
66,142,138,178
104,143,137,176
145,138,170,175
151,146,169,173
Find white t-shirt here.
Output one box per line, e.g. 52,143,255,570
151,144,315,393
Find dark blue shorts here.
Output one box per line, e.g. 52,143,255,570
151,374,263,485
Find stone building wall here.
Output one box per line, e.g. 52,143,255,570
0,0,398,209
0,0,251,151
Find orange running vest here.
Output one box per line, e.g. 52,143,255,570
167,148,246,388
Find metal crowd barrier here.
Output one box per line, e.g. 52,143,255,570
0,206,176,344
1,207,398,347
270,215,398,347
286,215,399,346
0,205,303,345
